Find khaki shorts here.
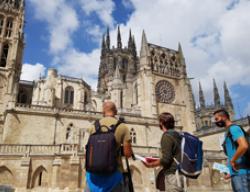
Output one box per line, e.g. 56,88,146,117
165,172,186,192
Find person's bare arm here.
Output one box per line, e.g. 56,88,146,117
123,141,132,158
231,137,248,170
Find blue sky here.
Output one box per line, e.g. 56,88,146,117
21,0,250,118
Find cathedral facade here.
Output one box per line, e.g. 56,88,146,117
0,1,249,192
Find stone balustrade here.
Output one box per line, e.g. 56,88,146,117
132,145,160,157
0,144,79,156
15,103,102,115
0,143,161,157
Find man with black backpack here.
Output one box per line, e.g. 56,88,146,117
214,109,250,192
143,112,186,192
85,101,133,192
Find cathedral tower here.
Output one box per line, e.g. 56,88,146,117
137,30,196,132
97,27,138,112
0,0,25,115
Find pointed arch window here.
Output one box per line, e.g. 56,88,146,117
31,166,47,188
14,0,20,9
5,18,13,38
66,127,71,140
130,128,136,144
134,83,138,105
0,44,9,67
64,86,74,105
0,15,4,35
84,91,88,104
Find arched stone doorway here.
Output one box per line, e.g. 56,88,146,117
31,166,48,188
156,169,165,191
0,166,14,186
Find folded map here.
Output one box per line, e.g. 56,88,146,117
134,154,159,163
212,162,230,174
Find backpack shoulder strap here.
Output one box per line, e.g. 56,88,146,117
226,124,246,147
110,120,122,133
94,120,101,133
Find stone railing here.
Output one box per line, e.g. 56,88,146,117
0,144,79,156
118,108,141,116
15,103,102,115
132,145,160,157
203,150,226,160
0,143,160,157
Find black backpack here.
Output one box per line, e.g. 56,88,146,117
222,125,250,167
85,120,122,174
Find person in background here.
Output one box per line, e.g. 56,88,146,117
214,109,250,192
85,101,132,192
143,112,185,192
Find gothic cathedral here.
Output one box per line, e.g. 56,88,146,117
0,1,246,192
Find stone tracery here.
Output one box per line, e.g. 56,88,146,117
150,47,181,77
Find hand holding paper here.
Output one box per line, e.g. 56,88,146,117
134,154,159,163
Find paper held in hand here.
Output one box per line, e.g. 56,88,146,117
212,162,230,174
134,154,159,163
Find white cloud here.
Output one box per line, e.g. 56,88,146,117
80,0,115,26
55,48,100,90
28,0,79,54
27,0,250,105
122,0,134,9
85,24,103,43
107,0,250,105
21,63,46,81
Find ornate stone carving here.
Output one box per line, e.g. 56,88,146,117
155,80,175,103
150,48,181,78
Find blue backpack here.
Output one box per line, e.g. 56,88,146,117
173,132,203,179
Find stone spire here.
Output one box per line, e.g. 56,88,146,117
128,29,133,50
199,82,206,109
132,35,137,57
112,64,123,89
213,79,221,107
178,42,184,58
101,34,106,56
106,27,110,50
140,30,150,57
224,81,234,110
117,26,122,49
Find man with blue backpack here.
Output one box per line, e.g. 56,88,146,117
85,101,133,192
214,109,250,192
143,112,203,192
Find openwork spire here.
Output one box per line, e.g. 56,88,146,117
199,82,205,109
117,26,122,49
128,29,133,50
213,79,221,107
224,81,234,110
106,27,110,50
101,34,106,55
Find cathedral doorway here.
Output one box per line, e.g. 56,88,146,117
156,169,165,191
0,166,14,186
